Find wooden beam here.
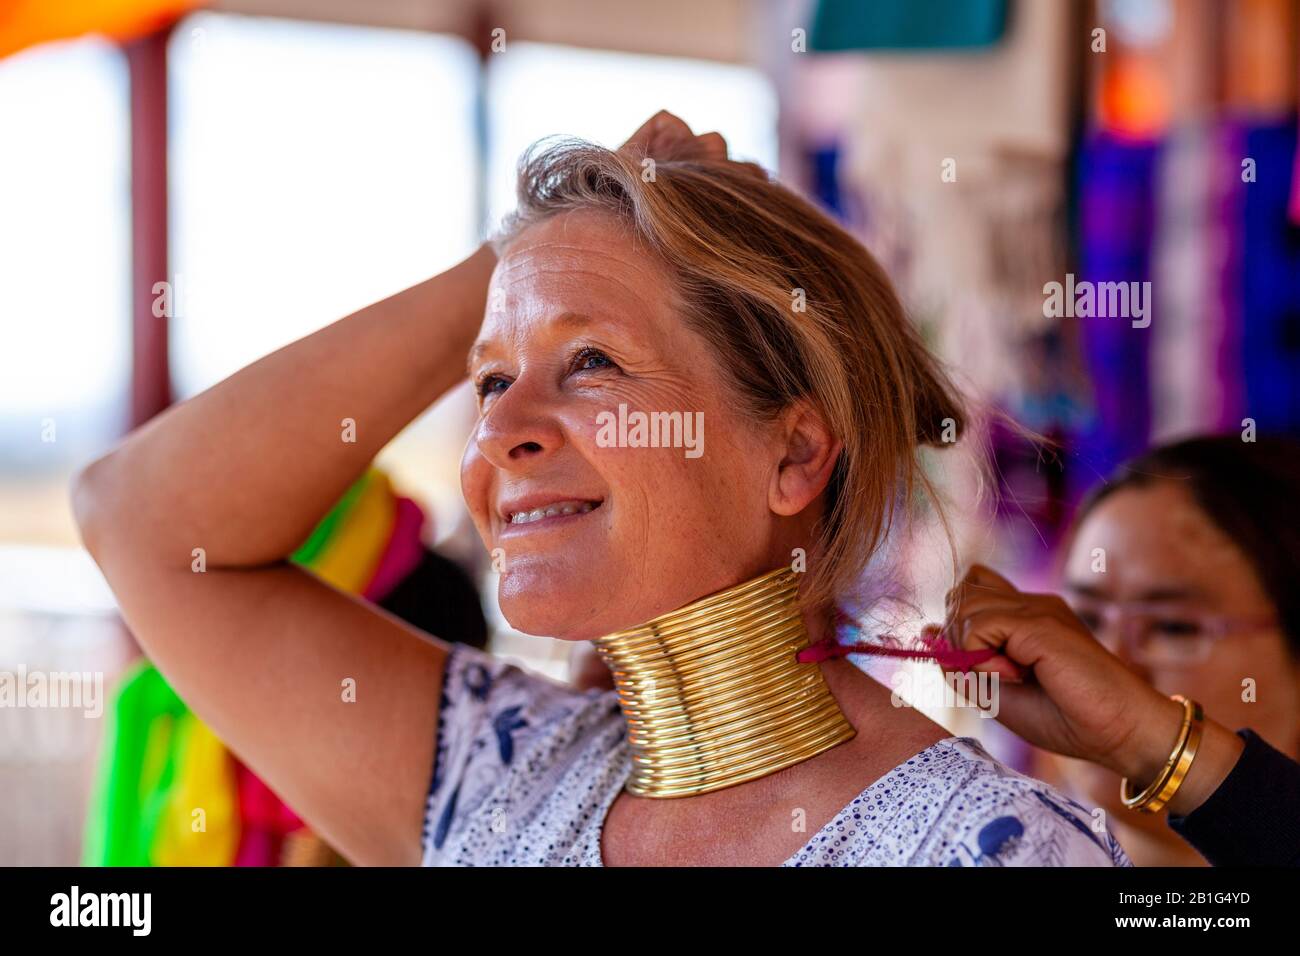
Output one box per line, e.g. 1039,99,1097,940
125,27,173,428
211,0,753,63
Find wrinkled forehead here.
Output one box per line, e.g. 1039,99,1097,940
484,211,682,341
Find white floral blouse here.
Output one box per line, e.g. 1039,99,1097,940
421,643,1133,867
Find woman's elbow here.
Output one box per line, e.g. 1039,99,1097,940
71,451,155,563
70,454,121,559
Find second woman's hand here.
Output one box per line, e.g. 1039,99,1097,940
941,564,1245,817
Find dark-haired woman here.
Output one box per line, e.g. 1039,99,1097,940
942,435,1300,866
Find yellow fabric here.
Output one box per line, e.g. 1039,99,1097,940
137,710,175,808
0,0,203,59
308,469,396,594
90,464,399,867
151,714,239,867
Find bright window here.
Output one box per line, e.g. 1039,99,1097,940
485,42,779,225
168,13,481,397
0,37,131,545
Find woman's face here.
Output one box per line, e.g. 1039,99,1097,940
461,210,815,640
1058,481,1300,826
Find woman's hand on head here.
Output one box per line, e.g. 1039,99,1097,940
940,564,1185,782
620,110,767,179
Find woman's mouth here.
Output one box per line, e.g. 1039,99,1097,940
503,499,603,527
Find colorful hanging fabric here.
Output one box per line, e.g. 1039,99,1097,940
363,496,428,602
232,760,304,866
304,470,396,594
290,469,375,566
87,467,423,867
810,0,1008,52
1072,131,1161,497
150,714,239,866
1240,120,1300,432
1209,122,1250,431
1290,132,1300,226
82,659,189,866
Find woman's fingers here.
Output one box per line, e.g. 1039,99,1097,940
934,569,1032,680
623,110,686,151
953,601,1084,673
621,111,733,164
931,565,1185,772
623,110,694,155
943,567,1086,669
944,562,1018,615
692,130,728,161
966,563,1017,590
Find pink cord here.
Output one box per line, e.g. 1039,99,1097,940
796,608,997,669
796,636,996,669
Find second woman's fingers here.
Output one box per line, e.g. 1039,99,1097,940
945,563,1018,614
966,563,1018,591
952,605,1100,685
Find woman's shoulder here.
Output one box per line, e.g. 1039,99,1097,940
422,643,627,864
433,642,624,777
905,736,1132,867
437,641,593,719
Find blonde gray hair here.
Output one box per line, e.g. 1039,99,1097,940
493,138,966,612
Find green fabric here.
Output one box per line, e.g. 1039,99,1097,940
84,469,375,865
82,660,187,866
810,0,1008,52
83,469,379,865
289,469,373,566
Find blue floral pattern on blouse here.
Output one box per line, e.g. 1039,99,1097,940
421,643,1132,867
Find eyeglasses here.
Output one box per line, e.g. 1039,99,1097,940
1068,599,1277,668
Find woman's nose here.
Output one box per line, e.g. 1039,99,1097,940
473,374,565,470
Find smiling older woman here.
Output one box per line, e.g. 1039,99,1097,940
73,112,1129,867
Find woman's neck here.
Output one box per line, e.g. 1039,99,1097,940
592,566,857,798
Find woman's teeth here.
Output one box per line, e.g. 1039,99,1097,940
509,501,598,525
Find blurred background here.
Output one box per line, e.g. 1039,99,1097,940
0,0,1296,865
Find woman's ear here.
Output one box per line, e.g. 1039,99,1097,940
769,401,841,517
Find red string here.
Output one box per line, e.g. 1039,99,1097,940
795,609,997,670
796,636,996,669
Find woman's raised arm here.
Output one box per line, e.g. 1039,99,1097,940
75,244,494,567
71,242,496,865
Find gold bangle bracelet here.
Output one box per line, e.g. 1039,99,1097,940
1146,698,1204,814
1120,695,1204,814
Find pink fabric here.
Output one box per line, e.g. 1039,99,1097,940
233,761,304,866
1290,123,1300,226
362,496,427,602
233,829,277,868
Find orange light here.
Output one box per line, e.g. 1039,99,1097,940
0,0,203,59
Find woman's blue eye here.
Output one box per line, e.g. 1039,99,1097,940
477,349,613,400
574,348,614,372
476,375,509,398
574,348,608,369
